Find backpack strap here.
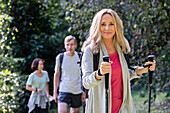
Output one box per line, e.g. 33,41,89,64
124,53,137,71
85,52,100,98
124,54,137,71
93,52,100,71
124,53,129,67
77,52,83,67
78,52,83,59
59,53,64,82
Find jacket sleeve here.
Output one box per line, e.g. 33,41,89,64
82,46,102,89
128,68,140,80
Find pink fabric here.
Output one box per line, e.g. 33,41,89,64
109,52,123,113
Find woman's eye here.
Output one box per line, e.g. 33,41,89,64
101,23,105,26
110,23,114,25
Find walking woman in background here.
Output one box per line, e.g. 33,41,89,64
81,9,156,113
26,58,50,113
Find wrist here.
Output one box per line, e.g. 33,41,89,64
53,90,58,94
47,93,50,96
95,71,102,80
97,69,103,76
136,66,146,75
35,88,37,92
135,67,140,75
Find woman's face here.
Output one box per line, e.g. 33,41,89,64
37,60,44,71
100,13,116,40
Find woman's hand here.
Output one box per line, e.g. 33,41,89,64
136,60,156,75
146,60,156,71
37,88,43,93
95,61,112,80
100,61,113,75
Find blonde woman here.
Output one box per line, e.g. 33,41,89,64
82,9,156,113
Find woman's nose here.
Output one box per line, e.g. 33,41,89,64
105,25,109,30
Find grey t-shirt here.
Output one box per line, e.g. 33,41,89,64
55,51,82,94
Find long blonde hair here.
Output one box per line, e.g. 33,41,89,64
85,9,130,54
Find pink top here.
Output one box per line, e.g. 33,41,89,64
109,52,123,113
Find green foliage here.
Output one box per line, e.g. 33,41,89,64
1,0,65,75
0,0,169,112
0,70,29,113
60,0,117,49
0,55,29,113
127,0,170,94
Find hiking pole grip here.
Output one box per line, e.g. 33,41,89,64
103,55,110,90
148,55,154,84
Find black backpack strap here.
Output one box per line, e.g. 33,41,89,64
124,53,129,67
124,53,138,71
93,52,100,71
85,52,100,98
124,53,136,70
59,53,64,82
77,52,83,67
78,52,83,59
77,52,85,92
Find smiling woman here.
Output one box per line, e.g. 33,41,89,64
100,13,116,54
81,9,156,113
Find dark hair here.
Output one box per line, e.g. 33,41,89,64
31,58,45,71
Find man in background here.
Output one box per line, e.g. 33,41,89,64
53,35,85,113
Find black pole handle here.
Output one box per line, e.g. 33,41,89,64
148,55,154,84
103,55,110,62
103,55,110,90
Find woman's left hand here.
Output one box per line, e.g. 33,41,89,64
136,60,156,75
145,60,156,72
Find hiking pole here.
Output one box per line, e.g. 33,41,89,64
103,55,110,113
143,55,154,113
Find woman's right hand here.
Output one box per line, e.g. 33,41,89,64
100,61,112,75
95,61,112,80
37,88,43,93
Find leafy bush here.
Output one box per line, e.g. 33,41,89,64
0,55,30,113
